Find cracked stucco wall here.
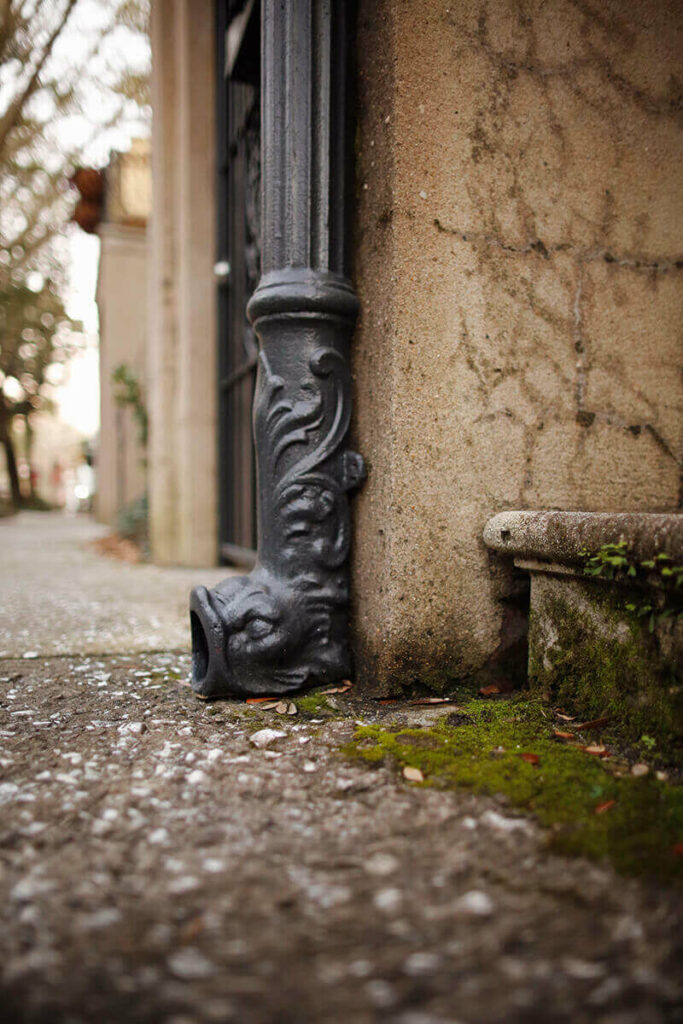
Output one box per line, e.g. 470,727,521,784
350,0,683,691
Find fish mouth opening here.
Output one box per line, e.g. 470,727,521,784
190,610,209,687
189,585,226,697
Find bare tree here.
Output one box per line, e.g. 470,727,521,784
0,0,149,507
0,281,76,505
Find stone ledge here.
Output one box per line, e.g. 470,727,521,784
483,511,683,568
483,510,682,760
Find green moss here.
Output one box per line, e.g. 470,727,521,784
531,589,683,766
295,690,341,717
344,694,683,883
149,669,182,683
296,693,328,714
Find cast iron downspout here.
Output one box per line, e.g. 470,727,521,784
190,0,363,698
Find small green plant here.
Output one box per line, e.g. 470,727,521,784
112,364,148,452
116,493,149,551
581,543,683,631
640,552,683,585
583,541,632,579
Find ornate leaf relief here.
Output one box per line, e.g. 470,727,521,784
275,348,351,494
256,352,325,479
257,346,356,576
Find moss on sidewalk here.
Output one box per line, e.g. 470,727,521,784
344,694,683,883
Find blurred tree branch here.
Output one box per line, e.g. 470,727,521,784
0,0,149,507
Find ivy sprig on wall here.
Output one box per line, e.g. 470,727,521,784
112,363,148,452
580,542,683,632
582,541,632,580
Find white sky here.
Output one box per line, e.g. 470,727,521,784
58,230,101,437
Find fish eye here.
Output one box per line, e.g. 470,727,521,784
244,616,274,639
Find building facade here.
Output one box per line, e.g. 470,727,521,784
94,139,151,528
147,0,682,694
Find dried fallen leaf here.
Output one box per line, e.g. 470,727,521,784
377,698,399,705
554,730,574,740
595,800,616,814
246,697,280,705
319,681,353,695
409,697,451,705
555,712,576,721
481,678,517,695
582,744,609,757
673,842,683,857
275,701,289,714
479,684,503,696
575,716,611,731
403,766,424,783
91,533,144,563
520,752,540,765
179,915,205,942
286,701,298,716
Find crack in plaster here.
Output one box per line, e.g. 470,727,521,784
433,220,683,272
448,2,683,121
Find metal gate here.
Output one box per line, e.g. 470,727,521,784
215,0,260,564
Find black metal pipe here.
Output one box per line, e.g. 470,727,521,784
190,0,363,698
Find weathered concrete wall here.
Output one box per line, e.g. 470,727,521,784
351,0,683,691
95,223,148,527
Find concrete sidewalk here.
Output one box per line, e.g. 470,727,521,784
0,512,681,1024
0,512,230,657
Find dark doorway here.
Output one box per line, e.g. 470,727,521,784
215,0,260,565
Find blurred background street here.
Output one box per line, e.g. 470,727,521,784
0,511,228,658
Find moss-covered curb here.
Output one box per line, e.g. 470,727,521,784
529,581,682,766
344,695,683,883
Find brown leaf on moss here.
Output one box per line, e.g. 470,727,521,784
403,766,424,783
582,744,609,757
553,730,574,740
555,712,576,721
520,753,540,765
595,800,616,814
575,717,611,731
319,682,352,695
479,678,517,696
